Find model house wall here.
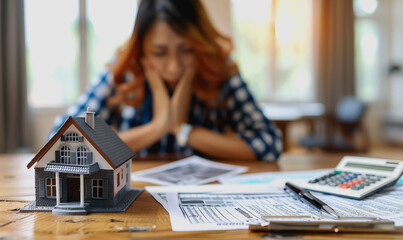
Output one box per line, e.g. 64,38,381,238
113,162,131,195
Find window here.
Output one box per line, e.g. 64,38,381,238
92,179,104,199
76,146,87,165
86,0,137,85
63,132,82,142
46,178,56,197
60,145,71,164
117,172,120,186
126,163,129,181
231,0,314,102
25,0,137,108
354,0,385,102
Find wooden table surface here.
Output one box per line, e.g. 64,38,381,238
0,152,402,239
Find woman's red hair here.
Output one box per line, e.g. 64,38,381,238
108,0,237,107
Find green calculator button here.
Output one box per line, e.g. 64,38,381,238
334,170,342,174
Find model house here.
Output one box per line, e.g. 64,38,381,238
21,109,142,215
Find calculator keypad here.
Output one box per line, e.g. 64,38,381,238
307,171,386,191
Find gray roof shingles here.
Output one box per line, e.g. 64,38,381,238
72,117,135,168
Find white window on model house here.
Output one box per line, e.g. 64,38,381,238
65,132,80,142
92,179,104,199
60,145,71,164
76,146,87,165
46,178,56,198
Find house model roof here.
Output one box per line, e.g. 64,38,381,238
27,116,136,169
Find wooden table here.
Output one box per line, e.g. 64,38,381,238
0,153,402,239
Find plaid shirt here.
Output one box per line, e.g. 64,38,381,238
51,70,283,161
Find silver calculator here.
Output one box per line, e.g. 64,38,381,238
300,156,403,199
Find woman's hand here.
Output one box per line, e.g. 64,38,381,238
142,58,195,136
142,59,171,137
170,67,196,135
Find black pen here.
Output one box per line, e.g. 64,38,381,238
284,182,340,219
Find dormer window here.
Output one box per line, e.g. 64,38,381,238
61,132,83,142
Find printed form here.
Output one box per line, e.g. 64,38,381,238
146,184,403,231
132,155,248,185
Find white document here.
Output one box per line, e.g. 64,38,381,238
146,169,331,210
314,187,403,227
146,184,260,211
219,168,332,185
145,184,403,231
220,168,403,187
132,155,248,185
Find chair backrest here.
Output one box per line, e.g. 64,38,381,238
335,96,366,123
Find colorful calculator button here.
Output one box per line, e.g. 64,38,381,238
306,171,385,190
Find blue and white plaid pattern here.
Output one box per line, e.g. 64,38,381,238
50,70,283,162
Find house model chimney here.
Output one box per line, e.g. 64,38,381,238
85,107,95,129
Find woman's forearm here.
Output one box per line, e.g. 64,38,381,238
118,120,164,152
187,126,257,161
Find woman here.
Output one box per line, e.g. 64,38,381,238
51,0,282,161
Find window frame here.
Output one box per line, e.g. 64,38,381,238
45,178,57,198
92,179,104,199
27,0,138,152
60,145,71,164
76,145,88,165
64,132,82,142
230,0,315,103
354,0,390,103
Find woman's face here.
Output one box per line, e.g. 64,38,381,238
143,20,196,91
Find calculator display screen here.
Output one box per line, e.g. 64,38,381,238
345,163,395,172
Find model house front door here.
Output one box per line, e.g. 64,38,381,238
67,178,80,202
